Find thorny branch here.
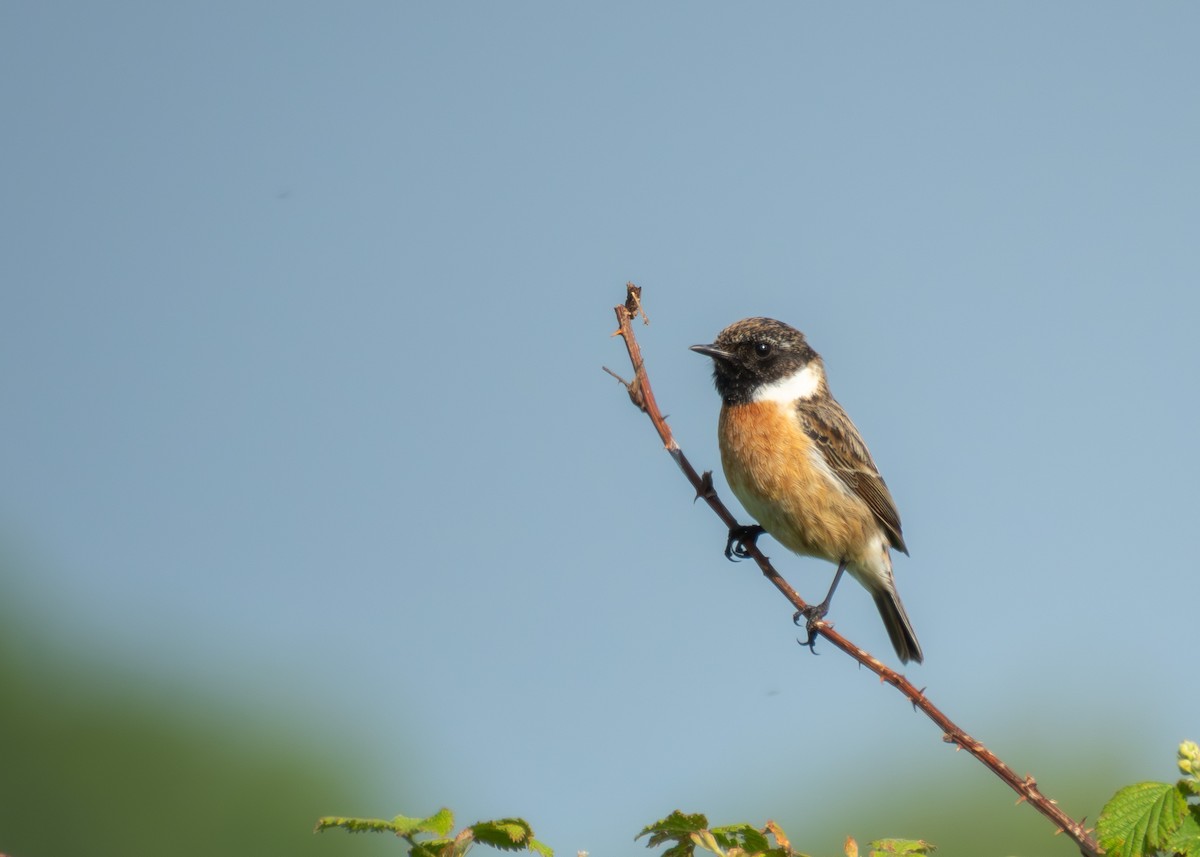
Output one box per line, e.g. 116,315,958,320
605,282,1101,857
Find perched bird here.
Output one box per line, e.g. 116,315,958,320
691,317,923,664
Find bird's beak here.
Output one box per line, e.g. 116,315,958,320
690,343,733,361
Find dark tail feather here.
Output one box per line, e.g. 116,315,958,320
873,588,923,664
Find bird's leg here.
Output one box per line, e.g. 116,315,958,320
793,559,848,654
806,559,848,621
725,524,765,561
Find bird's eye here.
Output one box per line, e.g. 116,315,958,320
754,342,773,358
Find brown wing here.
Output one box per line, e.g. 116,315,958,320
795,397,908,554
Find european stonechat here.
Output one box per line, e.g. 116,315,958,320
692,317,923,664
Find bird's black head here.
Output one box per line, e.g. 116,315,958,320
690,317,821,405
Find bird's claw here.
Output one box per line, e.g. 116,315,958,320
793,606,829,656
724,524,765,561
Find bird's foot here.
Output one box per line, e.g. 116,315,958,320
793,603,831,656
791,560,846,655
724,524,765,561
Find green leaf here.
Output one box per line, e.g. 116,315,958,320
1098,781,1188,857
528,839,554,857
710,823,770,853
411,839,455,857
866,839,936,856
638,811,710,849
470,818,537,851
391,813,429,835
424,808,458,837
392,809,456,837
315,808,458,839
314,815,401,834
1166,807,1200,857
658,844,696,857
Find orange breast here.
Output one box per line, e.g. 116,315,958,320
719,400,880,565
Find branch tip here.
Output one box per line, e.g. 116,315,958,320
602,366,630,387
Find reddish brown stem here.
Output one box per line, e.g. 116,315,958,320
606,283,1101,857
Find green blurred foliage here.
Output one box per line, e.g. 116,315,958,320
0,559,1143,857
769,743,1126,857
0,596,399,857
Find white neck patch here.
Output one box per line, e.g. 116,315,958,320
752,363,822,403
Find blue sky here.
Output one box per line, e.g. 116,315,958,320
3,4,1198,855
